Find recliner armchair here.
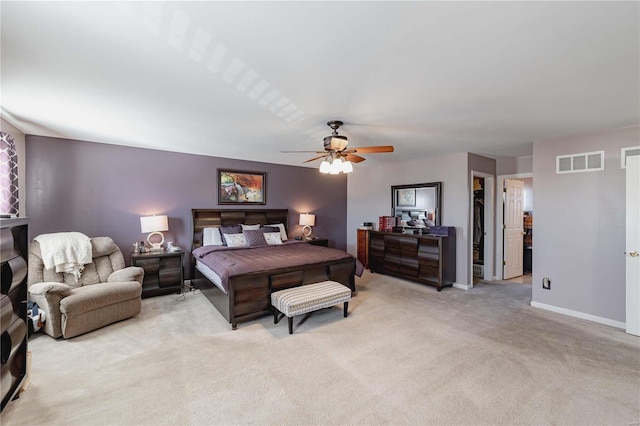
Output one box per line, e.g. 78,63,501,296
28,236,144,339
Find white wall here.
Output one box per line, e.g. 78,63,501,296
497,155,533,175
0,118,26,217
347,152,471,287
523,177,533,212
533,125,639,323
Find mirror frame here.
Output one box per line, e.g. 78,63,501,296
391,182,442,226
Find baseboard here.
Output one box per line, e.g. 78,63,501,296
453,282,473,290
530,301,625,329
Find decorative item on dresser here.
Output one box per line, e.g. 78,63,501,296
369,228,456,291
130,250,184,298
0,217,28,412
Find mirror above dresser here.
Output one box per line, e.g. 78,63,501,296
391,182,442,228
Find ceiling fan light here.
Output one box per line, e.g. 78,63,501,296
342,160,353,173
331,136,348,151
319,160,331,173
330,158,343,174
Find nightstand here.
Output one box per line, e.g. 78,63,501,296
131,250,184,298
306,238,329,247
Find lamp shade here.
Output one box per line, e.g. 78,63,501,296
319,160,331,173
299,213,315,227
140,215,169,233
329,158,342,174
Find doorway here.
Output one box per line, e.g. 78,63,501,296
495,173,533,282
469,171,494,288
472,177,486,285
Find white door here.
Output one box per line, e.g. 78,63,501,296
504,179,524,279
626,155,640,336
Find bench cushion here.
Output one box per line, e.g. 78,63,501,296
271,281,351,317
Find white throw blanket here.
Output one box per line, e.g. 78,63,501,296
34,232,92,281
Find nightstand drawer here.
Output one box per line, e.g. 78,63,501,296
131,251,184,297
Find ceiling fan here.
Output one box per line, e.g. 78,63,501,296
282,120,394,174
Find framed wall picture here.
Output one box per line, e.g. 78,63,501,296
218,169,266,205
396,188,416,207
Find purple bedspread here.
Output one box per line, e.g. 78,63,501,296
193,241,360,292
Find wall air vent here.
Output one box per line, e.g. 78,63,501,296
621,146,640,169
556,150,604,174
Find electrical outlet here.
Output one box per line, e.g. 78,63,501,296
542,277,551,290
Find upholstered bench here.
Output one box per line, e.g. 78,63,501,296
271,281,351,334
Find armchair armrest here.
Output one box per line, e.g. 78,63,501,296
108,266,144,285
28,282,70,338
28,282,72,296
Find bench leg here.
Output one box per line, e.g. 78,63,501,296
344,301,349,317
288,316,293,334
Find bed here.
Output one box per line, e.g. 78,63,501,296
191,209,357,330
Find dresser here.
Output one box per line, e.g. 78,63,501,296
131,250,184,298
1,218,29,412
356,229,370,269
369,229,456,291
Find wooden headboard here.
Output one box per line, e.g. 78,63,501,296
191,208,289,252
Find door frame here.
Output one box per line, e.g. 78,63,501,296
468,171,495,288
495,172,532,281
626,155,640,335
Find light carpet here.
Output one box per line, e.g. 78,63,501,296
2,271,639,425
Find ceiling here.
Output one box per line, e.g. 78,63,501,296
1,1,638,169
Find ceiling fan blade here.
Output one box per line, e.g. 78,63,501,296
303,154,329,163
346,145,394,154
344,153,366,163
281,150,326,153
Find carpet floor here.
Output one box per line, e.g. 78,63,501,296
2,271,639,425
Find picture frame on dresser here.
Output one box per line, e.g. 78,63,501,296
218,169,266,205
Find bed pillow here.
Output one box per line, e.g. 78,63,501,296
241,223,261,231
203,227,223,246
243,229,267,247
268,223,288,241
261,226,280,234
220,225,242,246
224,233,246,248
263,232,283,245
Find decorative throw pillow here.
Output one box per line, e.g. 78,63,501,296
241,224,261,231
224,233,246,248
268,223,288,241
244,229,267,247
220,225,242,246
203,227,223,246
263,232,283,245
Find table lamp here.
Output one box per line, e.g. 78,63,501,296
299,213,315,240
140,215,169,251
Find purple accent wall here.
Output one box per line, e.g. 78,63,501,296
26,136,347,278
